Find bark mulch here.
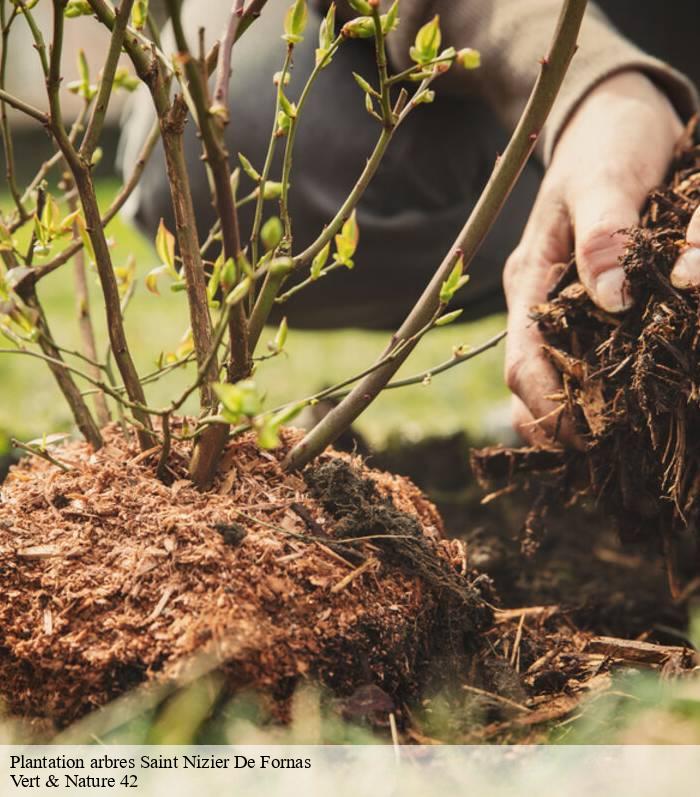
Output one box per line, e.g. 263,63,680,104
0,424,490,728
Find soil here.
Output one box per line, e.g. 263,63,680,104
0,424,489,730
370,432,699,743
473,125,700,593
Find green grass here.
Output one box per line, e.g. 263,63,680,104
1,179,509,446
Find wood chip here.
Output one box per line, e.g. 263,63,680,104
16,545,61,559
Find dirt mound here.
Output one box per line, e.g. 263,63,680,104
473,128,700,579
0,424,489,727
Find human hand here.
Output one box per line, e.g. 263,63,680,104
503,71,685,445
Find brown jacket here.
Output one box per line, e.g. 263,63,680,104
317,1,698,163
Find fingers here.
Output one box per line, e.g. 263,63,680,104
511,395,557,446
555,73,683,312
571,185,640,313
671,206,700,288
503,205,577,446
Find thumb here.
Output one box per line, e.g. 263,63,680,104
671,205,700,288
572,187,640,313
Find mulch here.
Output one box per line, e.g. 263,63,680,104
0,424,487,728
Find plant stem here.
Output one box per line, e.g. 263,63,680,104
247,260,292,352
166,0,253,487
330,330,507,398
279,38,342,244
370,5,393,126
284,0,588,470
0,87,47,124
67,190,111,426
156,412,172,481
79,0,134,160
171,0,250,382
11,438,72,472
47,0,154,449
250,46,293,269
0,3,27,220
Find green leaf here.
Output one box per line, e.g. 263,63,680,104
261,216,283,252
270,316,288,352
230,167,240,197
256,417,281,450
174,328,194,360
237,250,255,278
413,88,435,105
74,214,95,264
257,400,307,449
276,110,292,137
457,47,481,70
353,72,379,98
278,91,297,119
434,308,463,327
316,2,336,66
132,0,149,30
364,91,376,117
260,181,283,201
145,264,168,295
78,49,90,85
115,254,136,298
113,67,140,92
155,218,176,276
64,0,93,18
41,195,61,235
220,256,237,292
348,0,372,13
207,255,223,300
334,211,359,267
215,380,262,422
381,0,400,34
439,255,469,304
225,276,252,306
283,0,308,44
341,16,375,39
409,14,441,64
58,210,80,233
238,152,261,182
310,240,331,280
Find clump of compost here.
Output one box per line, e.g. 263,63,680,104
473,128,700,568
0,424,489,728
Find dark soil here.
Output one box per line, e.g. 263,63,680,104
370,432,698,743
0,424,489,729
473,126,700,595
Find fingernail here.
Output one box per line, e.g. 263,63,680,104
592,268,632,313
671,247,700,288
